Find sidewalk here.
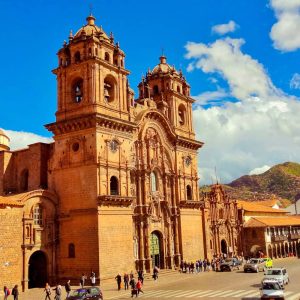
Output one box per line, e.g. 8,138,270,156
17,270,187,300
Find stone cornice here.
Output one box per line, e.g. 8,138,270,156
177,136,204,150
98,195,135,207
45,113,137,135
179,200,203,209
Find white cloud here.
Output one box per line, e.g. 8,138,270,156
270,0,300,51
290,73,300,89
3,129,53,150
249,165,271,175
186,37,300,185
194,88,228,105
212,20,238,35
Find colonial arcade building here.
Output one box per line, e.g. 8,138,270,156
0,15,210,290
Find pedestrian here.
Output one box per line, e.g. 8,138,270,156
129,277,136,290
80,274,87,288
153,266,159,280
180,261,184,273
4,286,10,300
65,280,71,298
137,270,144,284
53,284,62,300
130,271,134,280
115,273,122,291
12,285,19,300
199,259,203,272
90,272,96,286
124,273,129,290
44,283,51,300
136,279,144,295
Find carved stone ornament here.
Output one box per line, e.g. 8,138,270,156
148,191,162,222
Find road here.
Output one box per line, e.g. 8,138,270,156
105,257,300,300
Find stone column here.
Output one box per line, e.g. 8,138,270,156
138,222,144,270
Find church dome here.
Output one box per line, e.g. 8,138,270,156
73,15,109,40
0,129,10,151
151,56,179,75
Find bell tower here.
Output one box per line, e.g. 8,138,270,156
137,56,195,140
53,15,133,123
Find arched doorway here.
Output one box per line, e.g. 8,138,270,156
221,239,227,254
150,231,164,269
28,251,48,288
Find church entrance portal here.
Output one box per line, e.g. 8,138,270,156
150,231,164,269
221,239,228,255
28,251,48,288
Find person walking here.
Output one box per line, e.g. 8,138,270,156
44,283,51,300
90,272,96,286
136,279,144,295
115,273,122,291
53,284,62,300
3,286,10,300
153,266,159,280
137,270,144,284
65,280,71,298
124,273,129,290
11,285,19,300
80,274,87,288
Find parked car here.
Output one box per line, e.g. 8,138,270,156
220,257,242,272
263,268,289,286
66,287,103,300
260,278,285,300
244,258,265,273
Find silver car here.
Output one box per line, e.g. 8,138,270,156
244,258,265,273
263,268,289,286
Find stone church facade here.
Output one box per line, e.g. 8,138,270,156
0,15,228,290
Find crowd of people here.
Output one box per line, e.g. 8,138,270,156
180,254,244,273
114,267,160,297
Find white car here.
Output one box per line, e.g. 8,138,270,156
263,268,289,286
260,279,285,300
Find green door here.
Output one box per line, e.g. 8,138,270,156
150,232,160,268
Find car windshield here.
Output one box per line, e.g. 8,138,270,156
266,269,282,275
249,259,259,264
262,282,281,290
72,289,87,297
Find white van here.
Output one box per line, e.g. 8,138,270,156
263,268,289,286
260,279,285,300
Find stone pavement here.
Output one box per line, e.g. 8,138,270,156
11,270,181,300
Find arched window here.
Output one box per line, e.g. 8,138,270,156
88,48,92,56
151,172,157,192
68,243,75,258
33,205,43,225
104,76,117,103
178,104,186,126
73,79,83,103
110,176,119,195
20,169,29,192
74,51,81,63
120,59,124,67
153,85,159,95
104,52,110,62
177,85,181,93
186,185,192,200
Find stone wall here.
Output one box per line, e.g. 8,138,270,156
0,206,23,290
180,208,205,261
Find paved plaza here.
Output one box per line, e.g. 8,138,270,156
9,257,300,300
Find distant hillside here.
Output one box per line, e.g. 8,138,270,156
201,162,300,207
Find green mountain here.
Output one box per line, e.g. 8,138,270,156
226,162,300,205
200,162,300,207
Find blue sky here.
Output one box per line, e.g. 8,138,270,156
1,0,300,184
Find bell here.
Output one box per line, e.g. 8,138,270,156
104,88,110,99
